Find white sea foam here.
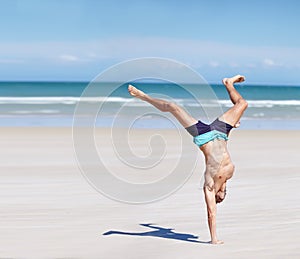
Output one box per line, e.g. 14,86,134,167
10,109,60,114
0,97,80,105
253,112,265,117
0,97,299,108
218,100,300,108
0,97,132,104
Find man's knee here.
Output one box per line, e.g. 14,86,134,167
163,102,178,112
237,98,248,110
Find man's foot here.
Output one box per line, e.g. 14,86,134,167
222,75,245,86
128,84,146,99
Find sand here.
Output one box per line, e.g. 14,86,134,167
0,127,299,259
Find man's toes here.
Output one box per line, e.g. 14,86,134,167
237,75,245,82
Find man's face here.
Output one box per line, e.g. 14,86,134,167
215,189,226,203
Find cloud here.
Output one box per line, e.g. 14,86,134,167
0,38,299,68
263,58,275,66
59,54,79,62
228,62,240,68
208,61,220,67
0,38,299,83
262,58,282,67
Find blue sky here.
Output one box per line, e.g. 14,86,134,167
0,0,299,84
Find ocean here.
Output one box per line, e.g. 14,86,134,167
0,81,299,129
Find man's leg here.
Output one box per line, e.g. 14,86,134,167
219,75,248,127
128,84,198,128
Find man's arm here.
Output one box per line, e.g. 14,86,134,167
203,182,224,244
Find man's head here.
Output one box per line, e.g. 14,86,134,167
215,188,227,203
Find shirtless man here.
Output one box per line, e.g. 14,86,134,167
128,75,248,244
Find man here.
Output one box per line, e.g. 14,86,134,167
128,75,248,244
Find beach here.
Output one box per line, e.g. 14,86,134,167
0,127,299,258
2,0,300,257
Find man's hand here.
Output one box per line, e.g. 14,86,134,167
210,240,224,245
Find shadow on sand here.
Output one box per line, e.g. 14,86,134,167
103,223,209,244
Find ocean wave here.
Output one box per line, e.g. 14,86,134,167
10,109,60,114
0,97,80,105
0,97,300,108
0,96,133,105
216,100,300,108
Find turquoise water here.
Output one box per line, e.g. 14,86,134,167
0,81,299,129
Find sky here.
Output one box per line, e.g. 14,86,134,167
0,0,299,84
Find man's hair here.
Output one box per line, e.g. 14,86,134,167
215,187,227,203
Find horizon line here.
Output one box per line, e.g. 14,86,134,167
0,80,299,87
